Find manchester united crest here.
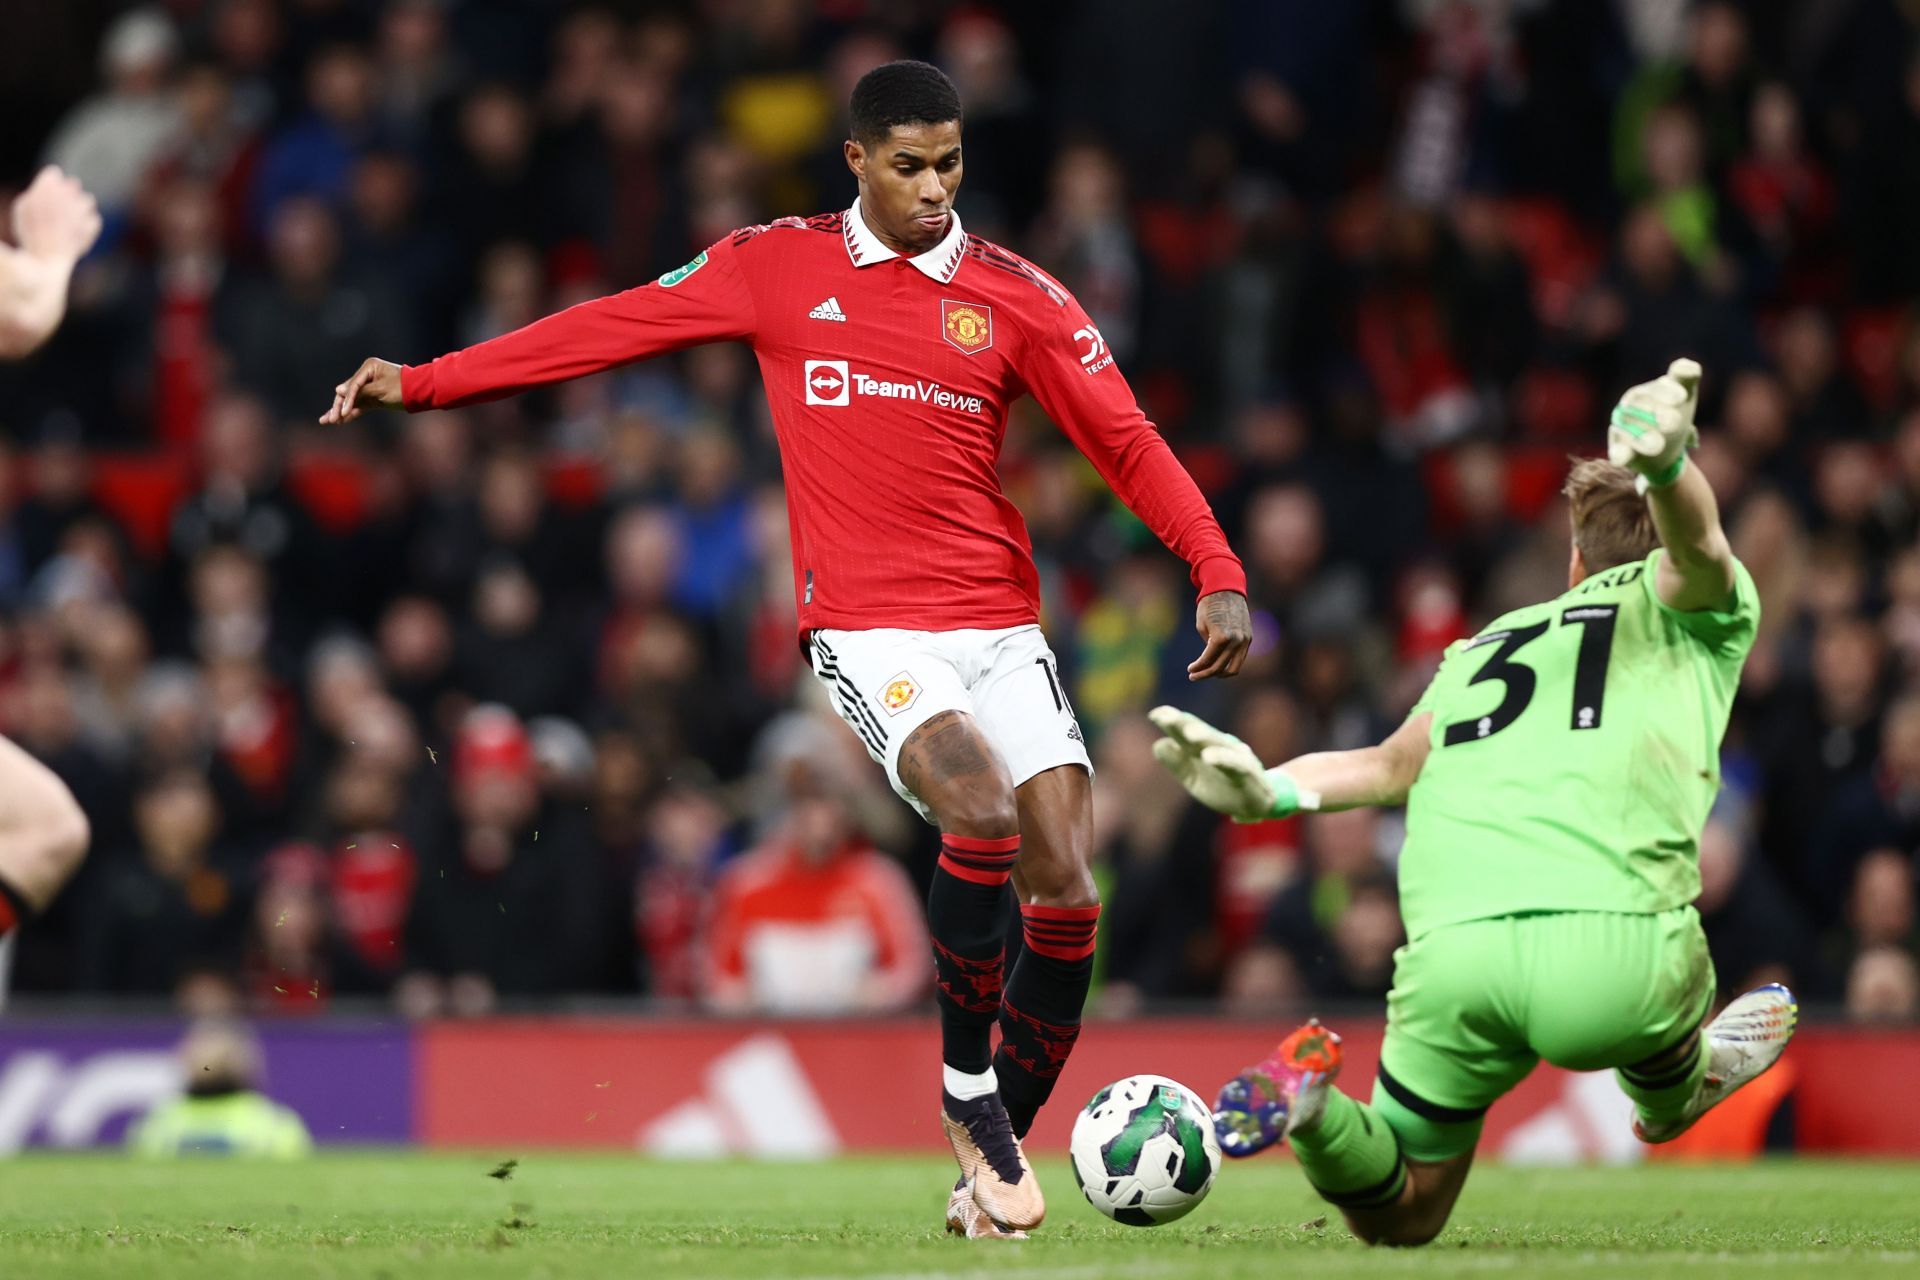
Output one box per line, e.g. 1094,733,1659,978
941,300,993,355
880,672,922,716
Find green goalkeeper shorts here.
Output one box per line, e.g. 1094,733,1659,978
1370,906,1714,1162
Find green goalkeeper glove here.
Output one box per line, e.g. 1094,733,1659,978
1148,705,1321,823
1608,357,1703,491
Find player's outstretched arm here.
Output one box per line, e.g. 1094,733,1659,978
1606,357,1736,613
0,166,101,360
1020,292,1249,675
320,239,757,421
1150,706,1431,822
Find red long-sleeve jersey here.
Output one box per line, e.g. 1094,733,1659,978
402,201,1246,635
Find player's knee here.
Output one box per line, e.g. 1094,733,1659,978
935,787,1020,840
1344,1182,1455,1248
1358,1211,1447,1248
1394,1197,1457,1247
900,712,1019,837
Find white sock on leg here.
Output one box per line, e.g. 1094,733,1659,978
944,1064,998,1100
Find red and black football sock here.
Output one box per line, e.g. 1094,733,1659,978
994,903,1100,1137
0,875,31,938
928,833,1020,1074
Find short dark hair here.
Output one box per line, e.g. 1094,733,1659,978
849,60,961,146
1564,457,1659,572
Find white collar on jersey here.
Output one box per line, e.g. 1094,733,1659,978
843,198,966,283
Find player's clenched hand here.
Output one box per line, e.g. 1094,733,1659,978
11,166,100,266
1148,705,1318,823
321,357,404,424
1189,590,1252,681
1608,357,1702,488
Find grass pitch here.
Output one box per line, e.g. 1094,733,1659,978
2,1153,1918,1278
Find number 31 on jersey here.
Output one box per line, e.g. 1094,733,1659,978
1443,605,1619,746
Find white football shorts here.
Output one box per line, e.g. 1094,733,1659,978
806,624,1092,824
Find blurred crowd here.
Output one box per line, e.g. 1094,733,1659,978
3,0,1920,1023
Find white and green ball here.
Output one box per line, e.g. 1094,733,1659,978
1068,1074,1222,1225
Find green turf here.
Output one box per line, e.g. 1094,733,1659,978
2,1153,1919,1278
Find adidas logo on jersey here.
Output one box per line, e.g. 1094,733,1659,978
808,296,847,322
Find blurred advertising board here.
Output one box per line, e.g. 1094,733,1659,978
0,1021,411,1152
0,1016,1904,1159
411,1018,1854,1163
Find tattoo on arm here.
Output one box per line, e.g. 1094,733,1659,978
1203,595,1241,627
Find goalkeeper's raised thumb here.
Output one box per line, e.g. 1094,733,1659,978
1667,356,1701,394
1608,357,1704,483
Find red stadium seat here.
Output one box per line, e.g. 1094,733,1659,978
285,452,373,534
545,456,604,510
1844,306,1906,413
87,452,193,560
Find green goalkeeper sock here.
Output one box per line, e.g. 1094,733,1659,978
1617,1030,1708,1129
1286,1090,1407,1210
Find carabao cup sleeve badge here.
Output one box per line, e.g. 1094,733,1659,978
657,251,708,287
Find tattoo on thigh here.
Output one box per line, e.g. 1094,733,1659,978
898,711,995,796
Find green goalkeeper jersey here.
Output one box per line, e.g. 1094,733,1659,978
1399,548,1759,940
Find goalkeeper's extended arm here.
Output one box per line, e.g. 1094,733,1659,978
1646,455,1736,612
1150,706,1431,822
1271,714,1433,814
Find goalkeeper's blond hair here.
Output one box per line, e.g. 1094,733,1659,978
1564,458,1659,572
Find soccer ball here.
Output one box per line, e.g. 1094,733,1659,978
1068,1074,1221,1226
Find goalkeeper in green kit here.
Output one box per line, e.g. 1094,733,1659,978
1151,358,1795,1246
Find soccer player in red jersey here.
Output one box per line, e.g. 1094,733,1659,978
322,61,1250,1237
